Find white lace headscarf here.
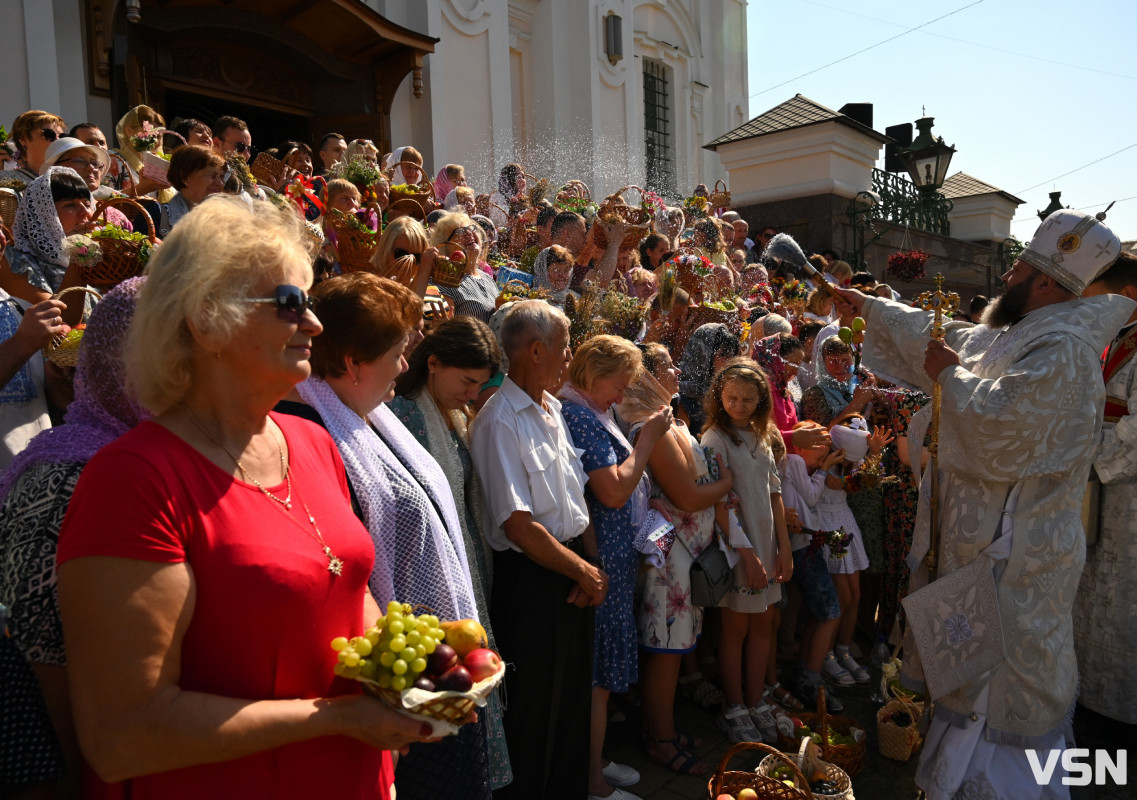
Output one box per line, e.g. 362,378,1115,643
13,166,78,270
295,376,478,621
389,146,419,186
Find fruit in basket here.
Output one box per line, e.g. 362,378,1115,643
413,676,436,692
809,779,840,795
463,648,503,683
436,665,474,692
715,795,734,800
738,790,758,800
440,618,489,657
426,643,459,676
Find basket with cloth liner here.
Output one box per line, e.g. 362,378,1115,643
758,735,854,800
706,741,811,800
139,129,186,186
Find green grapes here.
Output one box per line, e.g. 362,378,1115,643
330,603,448,694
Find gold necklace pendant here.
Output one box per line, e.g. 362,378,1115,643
323,546,345,576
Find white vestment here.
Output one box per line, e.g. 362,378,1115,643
860,293,1136,800
1074,321,1137,724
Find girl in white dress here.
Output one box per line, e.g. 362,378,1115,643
700,358,792,744
815,413,891,687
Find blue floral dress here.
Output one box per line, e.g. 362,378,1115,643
561,401,639,692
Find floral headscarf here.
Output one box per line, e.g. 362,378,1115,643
533,247,574,305
434,167,455,203
753,334,792,397
0,277,150,502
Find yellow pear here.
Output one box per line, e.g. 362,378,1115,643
440,618,488,657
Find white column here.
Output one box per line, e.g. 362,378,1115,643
22,0,62,113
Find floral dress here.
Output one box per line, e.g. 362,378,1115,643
879,389,930,635
561,401,639,692
637,423,716,653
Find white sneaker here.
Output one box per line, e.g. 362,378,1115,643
588,788,643,800
718,703,762,744
747,701,781,743
601,761,640,788
836,650,870,683
821,651,855,688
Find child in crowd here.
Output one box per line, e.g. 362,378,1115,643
780,420,849,711
699,359,792,743
815,414,891,690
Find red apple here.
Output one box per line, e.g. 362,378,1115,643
463,648,503,683
426,643,458,677
436,664,473,692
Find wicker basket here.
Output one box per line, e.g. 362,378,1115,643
328,208,380,274
759,736,853,800
431,242,470,289
0,187,18,228
388,165,435,214
387,198,426,223
81,198,157,286
593,185,651,250
877,697,922,762
777,685,866,778
42,286,103,368
523,172,550,207
106,152,137,197
709,179,732,209
552,179,591,212
359,662,504,728
139,130,185,186
250,151,290,189
706,741,811,800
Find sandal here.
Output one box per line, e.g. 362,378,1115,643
678,671,724,711
767,681,805,712
643,735,708,777
641,730,703,751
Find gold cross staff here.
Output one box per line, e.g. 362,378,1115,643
915,274,960,580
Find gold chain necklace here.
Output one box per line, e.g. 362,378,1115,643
184,409,343,576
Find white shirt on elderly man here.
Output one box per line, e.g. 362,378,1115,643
471,376,590,553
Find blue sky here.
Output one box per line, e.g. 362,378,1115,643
744,0,1137,243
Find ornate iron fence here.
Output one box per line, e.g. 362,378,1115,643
870,168,952,235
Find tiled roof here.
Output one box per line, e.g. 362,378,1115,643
705,94,890,150
941,172,1025,205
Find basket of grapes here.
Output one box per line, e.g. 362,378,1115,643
330,602,505,735
777,685,865,778
876,698,922,762
758,736,854,800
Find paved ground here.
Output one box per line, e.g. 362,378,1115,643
603,671,1134,799
605,672,921,800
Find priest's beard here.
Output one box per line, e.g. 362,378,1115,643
982,274,1037,327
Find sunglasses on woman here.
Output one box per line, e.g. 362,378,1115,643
393,248,421,263
40,129,59,142
243,285,315,324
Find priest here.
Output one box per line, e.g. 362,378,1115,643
1074,251,1137,725
834,209,1134,800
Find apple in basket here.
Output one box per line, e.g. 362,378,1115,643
737,790,759,800
463,648,503,683
449,249,466,263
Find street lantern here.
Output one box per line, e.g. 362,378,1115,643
1038,190,1065,222
898,117,955,194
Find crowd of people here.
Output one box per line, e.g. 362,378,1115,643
0,103,1133,800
